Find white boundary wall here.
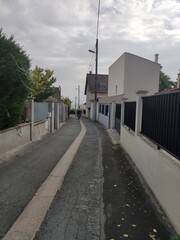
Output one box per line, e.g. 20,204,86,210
0,98,68,156
120,92,180,234
120,126,180,234
98,113,109,128
0,120,48,155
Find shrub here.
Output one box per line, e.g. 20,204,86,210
0,30,31,129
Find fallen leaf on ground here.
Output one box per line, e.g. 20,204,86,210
149,234,156,240
125,204,130,207
131,224,136,227
123,234,129,238
128,181,133,185
153,229,157,233
117,224,121,227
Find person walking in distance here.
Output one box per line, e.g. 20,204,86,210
76,108,82,119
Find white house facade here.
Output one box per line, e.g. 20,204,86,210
108,52,160,100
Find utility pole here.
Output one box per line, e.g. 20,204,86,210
88,0,100,121
78,85,80,108
88,39,98,121
75,96,77,110
94,38,98,121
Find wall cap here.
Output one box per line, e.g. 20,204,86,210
28,96,35,100
136,90,149,94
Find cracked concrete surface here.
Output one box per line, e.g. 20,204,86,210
0,117,81,239
2,119,86,240
35,119,105,240
0,116,174,240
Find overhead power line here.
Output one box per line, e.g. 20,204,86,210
87,0,101,73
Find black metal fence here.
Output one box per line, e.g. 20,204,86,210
124,102,136,131
115,104,121,134
141,92,180,160
99,104,109,116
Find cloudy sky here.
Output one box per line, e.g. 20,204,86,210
1,0,180,106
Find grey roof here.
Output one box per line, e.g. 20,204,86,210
84,73,108,95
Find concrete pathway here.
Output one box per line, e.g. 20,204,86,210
3,119,86,240
0,117,81,239
0,116,175,240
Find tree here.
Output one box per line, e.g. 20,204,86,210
0,30,31,130
159,71,176,91
30,66,56,102
63,97,72,116
63,97,72,109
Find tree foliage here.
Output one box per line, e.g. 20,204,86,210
0,29,31,130
30,66,56,102
63,97,72,109
63,97,72,116
159,71,176,91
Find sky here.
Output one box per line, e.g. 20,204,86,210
0,0,180,107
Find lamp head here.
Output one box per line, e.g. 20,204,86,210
88,49,95,53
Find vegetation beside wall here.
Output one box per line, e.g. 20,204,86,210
0,30,31,130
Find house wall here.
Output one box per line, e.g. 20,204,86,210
108,52,160,101
86,85,91,107
90,102,94,119
88,92,108,103
88,92,108,120
124,53,160,101
108,53,125,96
120,125,180,235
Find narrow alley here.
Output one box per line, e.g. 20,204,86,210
0,117,173,240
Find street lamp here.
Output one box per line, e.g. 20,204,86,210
88,38,98,121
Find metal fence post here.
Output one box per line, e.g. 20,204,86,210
48,101,55,132
56,102,60,130
110,101,116,129
121,98,128,126
135,90,148,135
51,102,55,132
28,97,35,141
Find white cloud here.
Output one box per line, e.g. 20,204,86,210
0,0,180,106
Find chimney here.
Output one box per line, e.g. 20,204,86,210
177,70,180,88
154,53,159,63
